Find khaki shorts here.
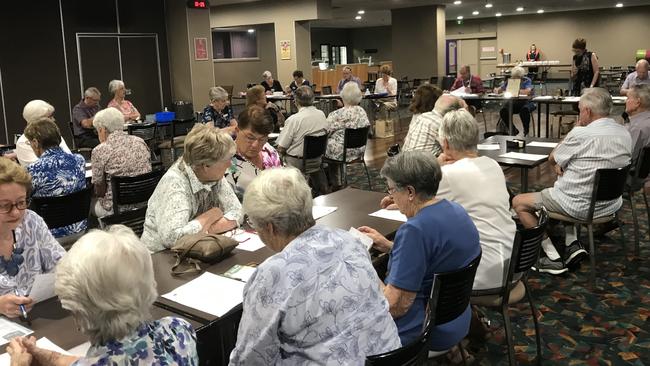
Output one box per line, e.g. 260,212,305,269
533,188,571,216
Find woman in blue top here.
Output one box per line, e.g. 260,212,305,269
359,151,481,356
496,66,536,136
202,86,237,134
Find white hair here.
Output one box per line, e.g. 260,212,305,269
93,107,125,133
84,87,101,99
262,70,272,79
580,87,613,117
438,109,479,152
209,86,229,102
22,100,54,124
631,84,650,109
108,79,125,95
433,94,463,115
55,225,158,345
511,66,526,78
243,167,314,237
340,82,362,105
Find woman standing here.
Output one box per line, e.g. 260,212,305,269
570,38,600,96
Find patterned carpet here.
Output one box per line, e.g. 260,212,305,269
345,164,650,365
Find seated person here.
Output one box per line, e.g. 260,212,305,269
626,85,650,164
337,66,364,93
228,106,282,197
403,94,463,155
71,87,102,148
358,151,481,353
91,108,152,218
246,85,285,131
286,70,311,94
15,100,71,167
324,83,370,189
408,84,443,120
450,65,485,94
229,168,401,364
260,70,283,94
513,88,631,274
24,119,86,238
0,159,65,318
620,59,650,96
373,64,399,120
141,124,242,252
7,225,198,365
202,86,237,134
108,79,140,122
495,66,535,136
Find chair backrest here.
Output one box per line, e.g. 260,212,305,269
412,79,422,87
634,146,650,181
100,207,148,237
303,134,328,160
365,316,432,366
510,208,548,279
322,85,333,95
67,121,77,150
429,76,439,86
172,119,195,138
110,169,165,215
30,187,92,229
429,253,482,326
127,122,157,142
344,127,369,150
587,166,631,219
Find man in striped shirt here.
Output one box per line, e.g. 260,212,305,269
402,95,464,156
513,88,632,274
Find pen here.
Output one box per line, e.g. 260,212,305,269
14,289,28,320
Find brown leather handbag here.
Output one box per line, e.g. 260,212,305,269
171,232,238,275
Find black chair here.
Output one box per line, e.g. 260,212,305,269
67,121,93,158
301,134,328,174
441,75,456,91
30,187,92,248
323,127,372,189
547,166,630,285
429,76,439,86
110,170,165,215
624,146,650,256
127,122,158,160
222,85,234,106
472,209,549,366
321,85,333,95
367,254,482,365
99,207,148,237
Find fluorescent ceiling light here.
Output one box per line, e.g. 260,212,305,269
358,10,365,14
247,29,255,33
615,3,623,7
485,3,493,8
355,15,362,20
472,10,479,15
454,0,462,4
537,9,544,13
516,7,524,12
457,15,464,19
495,12,502,17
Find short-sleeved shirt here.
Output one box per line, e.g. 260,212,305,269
500,77,535,109
28,148,87,238
72,100,100,137
336,76,363,94
550,117,632,220
288,79,311,93
227,143,282,196
451,75,485,94
15,134,71,167
72,317,198,366
108,99,139,121
277,106,328,157
627,111,650,164
386,200,481,350
261,79,283,93
324,105,370,161
202,104,234,129
402,110,443,155
621,71,650,90
375,77,398,96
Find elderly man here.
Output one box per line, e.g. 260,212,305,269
15,100,71,166
620,59,650,96
451,65,485,94
513,88,631,274
72,87,102,148
497,66,535,136
402,94,464,155
626,85,650,163
336,66,364,93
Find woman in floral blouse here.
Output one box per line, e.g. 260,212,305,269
227,106,282,198
7,225,198,365
107,79,140,122
324,82,370,189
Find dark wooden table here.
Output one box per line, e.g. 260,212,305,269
533,96,626,137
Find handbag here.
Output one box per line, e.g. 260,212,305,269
170,232,239,275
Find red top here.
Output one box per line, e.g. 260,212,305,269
451,75,485,94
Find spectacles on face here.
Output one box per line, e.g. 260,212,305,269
0,199,30,214
387,186,399,195
243,131,268,145
245,216,256,230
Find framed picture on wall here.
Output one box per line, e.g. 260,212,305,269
194,37,209,60
280,40,291,60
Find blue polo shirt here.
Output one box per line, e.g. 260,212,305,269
386,199,481,351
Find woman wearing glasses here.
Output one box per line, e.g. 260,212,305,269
0,159,65,318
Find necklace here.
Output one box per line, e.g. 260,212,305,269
0,231,24,277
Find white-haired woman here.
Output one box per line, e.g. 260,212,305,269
323,82,370,190
202,86,237,133
141,124,242,252
91,107,151,217
15,100,71,167
7,226,199,365
260,70,282,95
496,66,535,136
108,79,140,122
230,168,400,364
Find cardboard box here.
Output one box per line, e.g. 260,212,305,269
375,119,394,138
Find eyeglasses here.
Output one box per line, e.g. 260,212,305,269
243,131,268,145
0,199,30,214
245,216,257,230
387,186,399,195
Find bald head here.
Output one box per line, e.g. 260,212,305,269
637,59,649,79
434,95,463,115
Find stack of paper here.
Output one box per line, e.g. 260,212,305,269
232,231,266,252
477,144,500,150
162,272,246,317
369,209,407,222
499,152,548,161
527,141,558,148
0,318,33,346
312,206,337,220
348,227,374,250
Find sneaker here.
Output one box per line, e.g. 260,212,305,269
565,240,588,270
532,257,568,275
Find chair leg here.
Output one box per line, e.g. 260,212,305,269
342,163,348,187
501,303,517,366
363,162,372,190
628,191,638,257
587,224,596,286
523,280,542,365
481,111,488,133
644,189,650,246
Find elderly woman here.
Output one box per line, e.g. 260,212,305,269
91,107,151,218
373,64,398,118
25,119,86,238
230,168,401,364
358,151,481,354
0,159,65,318
141,124,242,252
15,100,71,167
108,79,141,122
7,225,198,365
260,70,283,94
246,84,285,131
323,82,370,189
202,86,237,133
227,106,282,197
496,66,535,136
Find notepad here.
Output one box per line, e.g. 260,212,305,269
369,209,407,222
527,141,558,148
0,318,33,347
313,206,337,220
477,144,500,150
232,231,266,252
499,152,548,161
29,272,56,303
162,272,245,317
348,227,374,251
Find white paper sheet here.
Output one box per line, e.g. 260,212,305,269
28,273,56,304
0,318,33,347
477,144,500,150
232,231,266,252
527,141,558,148
67,341,91,356
532,96,553,100
224,265,257,283
162,272,245,317
85,170,92,178
348,227,374,250
563,96,580,102
268,133,280,139
312,206,337,220
84,162,91,168
369,209,407,222
0,337,70,365
499,152,548,161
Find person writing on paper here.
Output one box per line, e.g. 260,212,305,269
0,159,65,318
285,70,311,94
246,85,285,132
202,86,237,133
495,66,535,136
620,59,650,96
230,168,401,364
108,79,140,122
450,65,485,95
15,100,71,167
357,151,480,360
141,124,242,252
7,226,199,365
260,70,283,95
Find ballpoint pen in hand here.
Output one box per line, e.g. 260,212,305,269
13,289,28,320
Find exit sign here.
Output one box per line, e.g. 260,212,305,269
187,0,209,9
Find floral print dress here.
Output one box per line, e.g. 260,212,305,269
324,106,370,162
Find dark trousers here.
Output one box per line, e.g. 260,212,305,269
499,101,533,135
75,135,100,149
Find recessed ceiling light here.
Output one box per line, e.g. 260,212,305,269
358,10,365,14
472,10,479,15
485,3,493,8
616,3,623,7
516,7,524,12
247,29,255,33
454,0,462,4
495,12,502,17
355,15,362,20
537,9,544,14
457,15,464,19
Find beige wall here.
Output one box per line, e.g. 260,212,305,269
166,0,192,102
187,8,215,108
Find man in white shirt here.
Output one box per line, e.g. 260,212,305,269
620,59,650,96
626,84,650,163
16,100,71,166
402,94,463,156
